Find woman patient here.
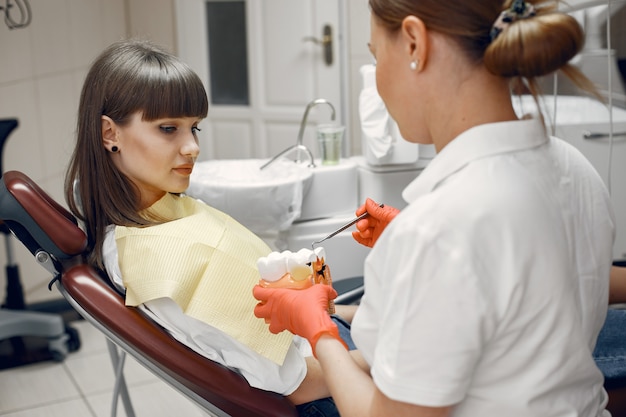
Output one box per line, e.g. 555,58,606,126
64,38,347,415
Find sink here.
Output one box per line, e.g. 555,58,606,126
185,157,359,234
299,157,358,221
186,159,313,233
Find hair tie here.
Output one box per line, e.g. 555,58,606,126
490,0,536,42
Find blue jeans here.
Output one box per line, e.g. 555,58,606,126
594,308,626,389
295,315,355,417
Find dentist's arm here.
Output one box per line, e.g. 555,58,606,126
315,336,452,417
609,266,626,305
253,284,453,417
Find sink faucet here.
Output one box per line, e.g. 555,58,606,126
260,98,336,170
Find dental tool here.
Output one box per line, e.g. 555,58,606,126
311,203,384,248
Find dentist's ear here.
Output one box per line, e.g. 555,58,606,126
401,15,428,72
101,115,120,153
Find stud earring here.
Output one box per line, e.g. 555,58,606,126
111,146,119,153
409,60,418,71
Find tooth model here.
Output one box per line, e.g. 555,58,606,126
257,247,335,314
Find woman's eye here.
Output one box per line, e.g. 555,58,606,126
192,126,202,134
160,126,176,133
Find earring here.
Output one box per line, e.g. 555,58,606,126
409,60,418,71
111,146,119,153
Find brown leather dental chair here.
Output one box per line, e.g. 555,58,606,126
0,170,298,417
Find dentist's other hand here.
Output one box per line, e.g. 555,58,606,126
253,284,347,356
352,198,400,247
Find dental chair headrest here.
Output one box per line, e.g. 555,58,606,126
0,171,87,260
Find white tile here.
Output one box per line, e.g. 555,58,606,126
67,0,104,69
29,0,72,76
21,276,62,304
86,380,216,417
0,360,80,412
63,349,158,396
0,23,34,84
99,0,127,50
36,73,78,180
127,0,176,53
0,80,45,179
63,320,109,358
0,398,95,417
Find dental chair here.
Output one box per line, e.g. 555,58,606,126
0,170,300,417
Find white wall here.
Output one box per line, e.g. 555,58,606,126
345,0,371,157
0,0,175,303
0,0,127,302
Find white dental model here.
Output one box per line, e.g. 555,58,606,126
257,247,327,289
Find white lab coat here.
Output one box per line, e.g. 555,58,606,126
352,119,614,416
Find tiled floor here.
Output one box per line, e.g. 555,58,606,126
0,319,216,417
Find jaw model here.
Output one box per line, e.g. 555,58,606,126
257,247,326,290
257,247,335,314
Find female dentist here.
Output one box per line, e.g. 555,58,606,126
254,0,615,416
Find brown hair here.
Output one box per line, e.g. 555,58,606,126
368,0,597,98
65,39,209,269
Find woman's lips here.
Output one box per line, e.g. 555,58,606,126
173,165,193,176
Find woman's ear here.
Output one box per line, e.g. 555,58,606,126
401,16,428,71
101,115,119,150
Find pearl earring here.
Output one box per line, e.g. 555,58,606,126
409,60,418,71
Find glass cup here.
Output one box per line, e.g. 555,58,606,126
317,124,345,165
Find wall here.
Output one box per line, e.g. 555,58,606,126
0,0,174,303
345,0,371,157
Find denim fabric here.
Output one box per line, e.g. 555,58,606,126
296,397,341,417
295,315,354,417
332,314,356,350
594,308,626,389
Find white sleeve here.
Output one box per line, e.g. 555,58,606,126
103,225,125,293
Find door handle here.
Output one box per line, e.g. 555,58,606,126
583,131,626,140
303,24,333,66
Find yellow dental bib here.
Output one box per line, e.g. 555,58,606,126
115,193,292,365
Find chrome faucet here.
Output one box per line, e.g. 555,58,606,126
260,98,336,170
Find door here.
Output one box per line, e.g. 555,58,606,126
175,0,345,161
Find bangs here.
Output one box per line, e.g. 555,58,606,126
139,62,209,120
104,53,209,122
99,43,209,123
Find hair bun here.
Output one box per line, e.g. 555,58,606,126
484,12,584,78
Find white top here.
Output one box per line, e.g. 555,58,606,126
351,119,614,416
103,225,311,395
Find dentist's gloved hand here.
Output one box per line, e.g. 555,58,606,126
253,284,348,357
352,198,400,248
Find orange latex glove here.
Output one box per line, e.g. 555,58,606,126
352,198,400,248
253,284,348,356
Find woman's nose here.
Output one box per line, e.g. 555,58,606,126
182,133,200,158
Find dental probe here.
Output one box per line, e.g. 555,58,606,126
311,203,384,248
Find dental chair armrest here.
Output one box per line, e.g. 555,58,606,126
60,264,298,417
0,171,87,259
